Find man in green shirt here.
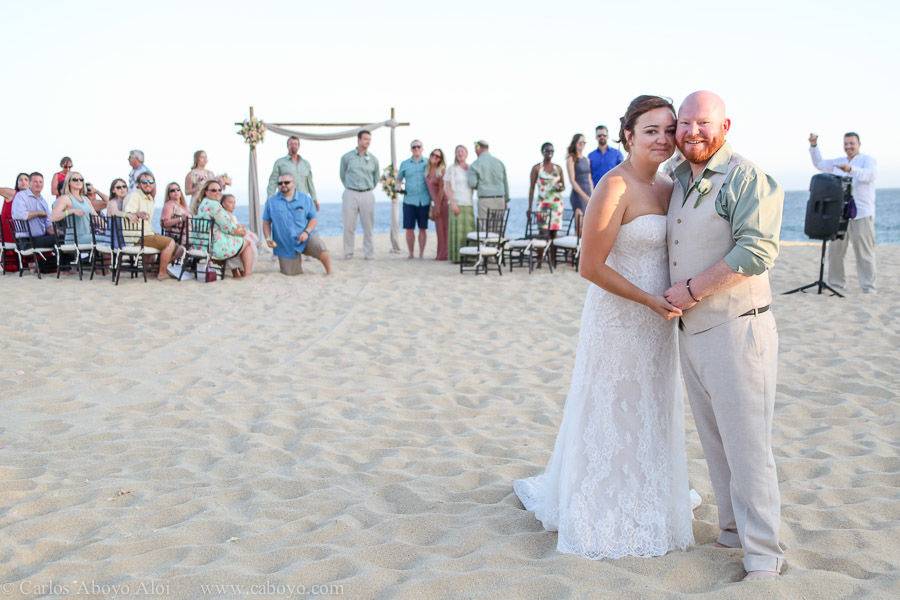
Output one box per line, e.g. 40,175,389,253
266,136,318,209
467,140,509,219
339,130,380,259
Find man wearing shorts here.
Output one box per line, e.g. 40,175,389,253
397,140,431,259
263,174,332,276
122,172,181,280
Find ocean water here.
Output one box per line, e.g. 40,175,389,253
155,189,900,244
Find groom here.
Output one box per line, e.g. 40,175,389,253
664,91,785,581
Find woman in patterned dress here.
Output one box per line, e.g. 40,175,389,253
529,142,566,237
195,179,255,277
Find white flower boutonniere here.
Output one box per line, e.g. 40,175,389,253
693,178,712,208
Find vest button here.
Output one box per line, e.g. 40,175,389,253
676,218,682,224
674,240,679,245
673,261,677,266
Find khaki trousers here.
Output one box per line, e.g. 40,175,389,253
477,196,505,219
389,198,402,252
679,311,784,573
826,216,877,293
342,189,375,258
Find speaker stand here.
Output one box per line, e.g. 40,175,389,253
782,239,844,297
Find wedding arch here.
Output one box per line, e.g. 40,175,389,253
235,106,410,238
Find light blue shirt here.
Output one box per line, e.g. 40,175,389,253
397,157,430,207
262,190,317,257
11,190,52,237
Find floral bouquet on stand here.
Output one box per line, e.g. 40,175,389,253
238,117,266,147
380,165,400,201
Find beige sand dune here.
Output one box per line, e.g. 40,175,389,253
1,235,897,599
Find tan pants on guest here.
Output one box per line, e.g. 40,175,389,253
389,198,401,252
342,189,375,258
679,311,784,573
826,216,876,293
477,196,505,219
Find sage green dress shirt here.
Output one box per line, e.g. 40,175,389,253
672,143,783,276
467,152,509,201
267,155,317,201
339,149,380,191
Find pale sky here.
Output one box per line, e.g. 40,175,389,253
3,0,897,203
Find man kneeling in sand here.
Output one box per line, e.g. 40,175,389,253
263,174,332,275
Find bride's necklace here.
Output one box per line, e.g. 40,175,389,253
627,161,656,186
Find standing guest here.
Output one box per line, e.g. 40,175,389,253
123,172,180,280
84,181,109,213
161,182,191,245
263,174,332,276
588,125,624,186
266,136,318,209
127,149,150,192
397,140,431,259
51,171,97,246
105,178,128,215
0,173,30,272
529,143,566,245
11,172,57,272
51,157,73,198
467,140,509,219
186,150,231,214
809,132,878,293
566,133,593,218
195,179,255,278
221,193,259,278
443,145,473,263
339,129,379,259
426,148,449,261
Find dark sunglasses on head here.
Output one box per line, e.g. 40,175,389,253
70,177,84,182
140,179,155,184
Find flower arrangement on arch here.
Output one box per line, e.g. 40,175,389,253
238,117,266,147
380,165,399,200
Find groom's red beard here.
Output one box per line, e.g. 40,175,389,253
677,135,725,164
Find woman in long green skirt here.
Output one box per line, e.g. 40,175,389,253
443,145,474,262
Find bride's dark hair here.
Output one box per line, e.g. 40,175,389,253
617,95,675,153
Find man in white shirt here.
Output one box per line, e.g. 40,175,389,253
809,132,878,293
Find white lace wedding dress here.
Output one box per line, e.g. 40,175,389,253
514,214,695,559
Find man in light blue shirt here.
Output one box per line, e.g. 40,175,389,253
263,174,332,276
587,125,623,185
339,130,380,259
397,140,431,258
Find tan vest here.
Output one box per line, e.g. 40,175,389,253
667,155,772,334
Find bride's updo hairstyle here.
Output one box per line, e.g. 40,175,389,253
617,95,676,153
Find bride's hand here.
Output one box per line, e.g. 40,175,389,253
646,295,683,320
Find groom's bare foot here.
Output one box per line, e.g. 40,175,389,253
742,570,778,581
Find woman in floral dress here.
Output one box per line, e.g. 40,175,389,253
529,142,566,237
194,179,255,277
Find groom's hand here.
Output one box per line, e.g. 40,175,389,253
664,282,697,310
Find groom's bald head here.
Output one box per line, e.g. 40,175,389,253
676,90,731,165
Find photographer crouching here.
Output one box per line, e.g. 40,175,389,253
809,132,878,293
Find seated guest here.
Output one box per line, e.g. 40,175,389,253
85,181,109,213
0,173,30,272
263,174,332,276
195,179,255,278
11,172,57,272
105,178,128,215
51,171,97,246
123,172,180,281
221,193,258,278
161,181,191,244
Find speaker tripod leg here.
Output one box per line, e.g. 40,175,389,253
782,239,844,297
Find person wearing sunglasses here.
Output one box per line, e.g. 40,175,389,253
105,179,128,215
123,172,181,280
263,174,331,276
397,140,431,259
196,179,256,278
425,148,449,260
161,182,191,245
51,171,97,246
51,156,73,199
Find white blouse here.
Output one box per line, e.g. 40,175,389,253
443,163,473,206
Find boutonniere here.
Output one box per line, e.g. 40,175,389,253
692,178,712,208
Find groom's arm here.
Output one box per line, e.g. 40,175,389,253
665,166,783,309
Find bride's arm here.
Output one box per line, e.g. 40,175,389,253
579,175,682,320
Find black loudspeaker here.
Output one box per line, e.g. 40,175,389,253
804,174,849,241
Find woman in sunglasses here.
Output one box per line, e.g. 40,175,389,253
425,148,449,260
51,171,97,246
161,182,191,245
195,179,255,278
105,179,128,215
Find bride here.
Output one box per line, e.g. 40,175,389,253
514,95,696,559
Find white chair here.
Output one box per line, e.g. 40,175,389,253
460,214,503,275
11,219,55,279
505,209,554,273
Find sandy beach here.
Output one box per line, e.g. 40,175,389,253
1,234,897,599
